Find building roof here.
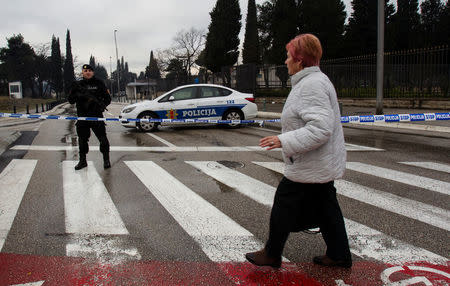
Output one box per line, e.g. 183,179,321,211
127,81,157,87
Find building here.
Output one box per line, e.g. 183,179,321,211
126,79,157,101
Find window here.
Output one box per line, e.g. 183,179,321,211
9,85,20,93
199,87,232,98
220,88,232,96
160,87,198,102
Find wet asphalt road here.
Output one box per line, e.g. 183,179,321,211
0,103,448,284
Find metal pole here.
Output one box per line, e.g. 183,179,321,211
114,30,121,101
376,0,384,115
109,56,113,100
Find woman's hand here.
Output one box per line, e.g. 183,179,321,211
260,135,281,150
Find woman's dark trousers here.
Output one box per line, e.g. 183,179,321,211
265,177,352,262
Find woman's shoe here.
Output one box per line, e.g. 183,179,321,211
245,249,282,268
313,255,352,268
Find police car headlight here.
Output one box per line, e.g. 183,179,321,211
122,106,136,113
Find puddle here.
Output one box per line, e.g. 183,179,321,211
215,160,245,169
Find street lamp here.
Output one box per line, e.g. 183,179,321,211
109,56,113,99
376,0,384,115
114,30,121,101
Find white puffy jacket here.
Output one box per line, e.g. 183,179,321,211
277,66,346,183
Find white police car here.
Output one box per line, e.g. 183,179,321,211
120,84,258,132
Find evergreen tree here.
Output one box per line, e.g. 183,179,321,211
242,0,260,64
390,0,421,50
420,0,445,47
268,0,298,88
115,57,126,94
89,55,96,68
345,0,395,56
95,64,108,82
0,34,36,97
87,55,108,82
50,35,63,98
111,56,135,95
204,0,242,73
166,58,187,84
145,51,161,79
299,0,346,59
63,29,75,94
268,0,298,65
257,0,276,64
33,45,52,98
439,1,450,45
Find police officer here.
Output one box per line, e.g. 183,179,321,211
68,64,111,170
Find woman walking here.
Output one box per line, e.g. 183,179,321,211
245,34,352,268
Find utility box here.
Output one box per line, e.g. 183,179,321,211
9,81,23,99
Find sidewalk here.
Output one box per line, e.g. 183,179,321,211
256,103,450,136
0,102,71,155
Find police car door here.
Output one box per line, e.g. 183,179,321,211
196,86,232,120
158,86,199,120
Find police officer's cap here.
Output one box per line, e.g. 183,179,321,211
82,64,93,71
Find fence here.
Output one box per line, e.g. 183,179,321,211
6,99,66,114
202,45,450,99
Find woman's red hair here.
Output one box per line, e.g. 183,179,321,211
286,34,322,67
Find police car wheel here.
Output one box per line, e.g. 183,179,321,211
137,111,159,132
222,109,244,127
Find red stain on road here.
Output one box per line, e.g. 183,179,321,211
1,253,449,285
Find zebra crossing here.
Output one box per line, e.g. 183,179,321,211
62,161,141,260
0,157,449,267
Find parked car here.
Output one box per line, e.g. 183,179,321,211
119,84,258,132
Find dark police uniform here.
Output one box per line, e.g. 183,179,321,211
68,65,111,170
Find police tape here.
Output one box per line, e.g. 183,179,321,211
0,112,449,124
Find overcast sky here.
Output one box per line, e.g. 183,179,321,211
1,0,357,74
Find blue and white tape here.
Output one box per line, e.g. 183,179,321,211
0,112,449,124
340,112,450,123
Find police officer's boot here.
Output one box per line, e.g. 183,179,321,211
75,153,87,170
103,152,111,169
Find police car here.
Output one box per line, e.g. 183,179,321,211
120,84,258,132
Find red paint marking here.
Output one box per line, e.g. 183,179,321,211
384,262,450,285
220,261,389,285
1,253,449,285
0,253,233,285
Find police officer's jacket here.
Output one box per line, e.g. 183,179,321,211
68,76,111,118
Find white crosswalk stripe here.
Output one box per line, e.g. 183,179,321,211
11,143,385,152
252,161,450,231
346,162,450,196
62,161,141,260
125,160,263,262
62,161,129,235
0,158,448,266
345,143,384,151
191,161,447,264
0,159,37,250
399,161,450,174
186,161,275,206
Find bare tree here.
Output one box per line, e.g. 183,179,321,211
172,27,205,77
33,43,52,97
155,48,177,76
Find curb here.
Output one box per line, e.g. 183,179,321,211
346,122,450,133
0,131,21,155
256,111,450,134
257,111,281,119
